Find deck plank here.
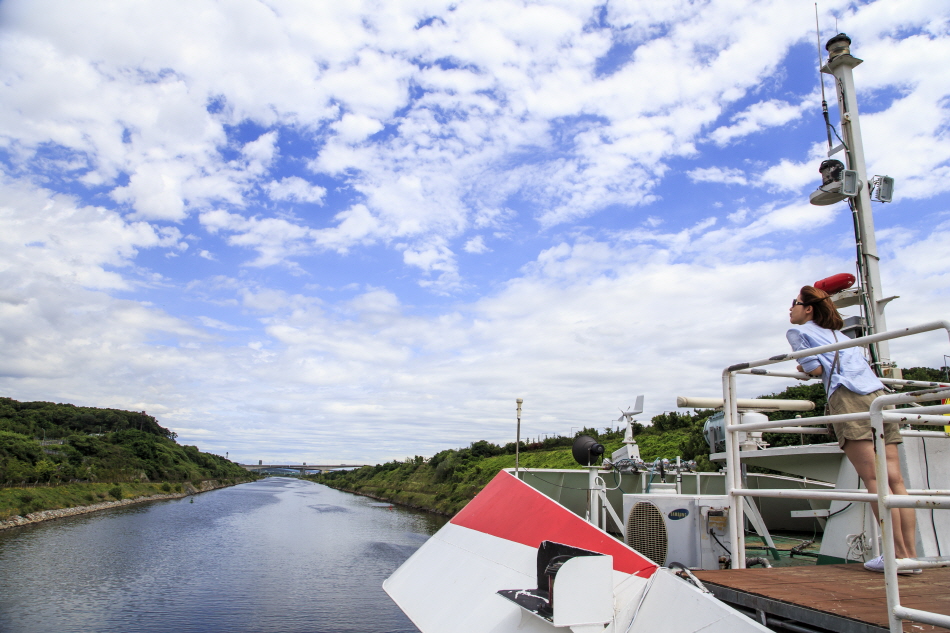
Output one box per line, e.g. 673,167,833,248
694,565,950,632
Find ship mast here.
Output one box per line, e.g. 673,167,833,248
817,34,896,376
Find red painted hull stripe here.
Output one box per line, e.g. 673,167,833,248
450,471,657,577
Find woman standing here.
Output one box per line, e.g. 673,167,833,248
787,285,917,572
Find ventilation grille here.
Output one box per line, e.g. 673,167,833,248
625,501,668,565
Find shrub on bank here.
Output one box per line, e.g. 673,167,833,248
0,398,250,485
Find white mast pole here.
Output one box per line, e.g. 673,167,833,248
822,34,892,374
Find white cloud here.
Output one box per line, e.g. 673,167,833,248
198,316,247,331
264,176,327,204
2,186,948,463
199,209,315,267
463,235,490,254
709,98,809,146
761,157,822,193
687,166,749,185
3,0,946,266
346,289,400,315
312,204,380,253
332,113,385,143
401,238,461,292
0,178,184,290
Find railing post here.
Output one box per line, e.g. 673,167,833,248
723,370,745,569
869,398,901,633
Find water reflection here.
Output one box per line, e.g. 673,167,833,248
0,477,448,633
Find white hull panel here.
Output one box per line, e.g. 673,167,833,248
384,471,770,633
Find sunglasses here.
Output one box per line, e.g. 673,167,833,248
791,300,806,308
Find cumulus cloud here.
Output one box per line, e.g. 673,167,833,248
200,209,316,267
709,98,810,146
264,177,327,204
687,166,749,186
401,238,461,292
463,235,490,254
0,178,185,290
1,0,949,463
332,113,385,143
5,0,947,267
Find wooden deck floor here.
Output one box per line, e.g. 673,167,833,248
694,564,950,633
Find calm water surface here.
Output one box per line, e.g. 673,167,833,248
0,477,448,633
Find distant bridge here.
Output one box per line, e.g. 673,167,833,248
239,463,367,473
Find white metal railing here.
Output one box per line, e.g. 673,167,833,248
720,320,950,633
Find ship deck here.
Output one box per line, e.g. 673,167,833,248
693,564,950,633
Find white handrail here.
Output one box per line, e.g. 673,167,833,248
736,367,950,389
720,321,950,633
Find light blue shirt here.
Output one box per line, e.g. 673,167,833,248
786,320,884,396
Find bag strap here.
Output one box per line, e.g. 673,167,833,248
830,331,841,376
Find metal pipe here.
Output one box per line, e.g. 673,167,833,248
737,368,950,389
723,370,745,569
730,321,950,372
893,606,950,630
871,394,917,633
869,387,950,407
883,411,950,424
729,412,950,434
732,489,878,502
827,44,892,370
882,495,950,510
515,399,522,476
727,411,868,432
825,489,950,496
901,430,950,438
676,396,815,410
896,556,950,569
588,466,600,529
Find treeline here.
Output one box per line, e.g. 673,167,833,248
313,418,698,515
0,398,250,485
314,367,945,515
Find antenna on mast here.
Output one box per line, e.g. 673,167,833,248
815,4,833,150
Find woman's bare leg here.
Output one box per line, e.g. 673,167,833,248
885,443,917,558
842,440,915,559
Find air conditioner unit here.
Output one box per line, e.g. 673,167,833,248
622,494,731,570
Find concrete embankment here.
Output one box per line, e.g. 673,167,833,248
0,480,241,531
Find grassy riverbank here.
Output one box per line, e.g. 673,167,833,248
0,396,262,521
0,478,257,521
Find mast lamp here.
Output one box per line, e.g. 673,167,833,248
825,33,852,60
809,159,859,205
873,176,894,203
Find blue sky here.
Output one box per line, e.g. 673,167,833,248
1,0,949,464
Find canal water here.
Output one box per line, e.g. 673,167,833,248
0,477,449,633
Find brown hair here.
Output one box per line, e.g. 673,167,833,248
800,285,843,330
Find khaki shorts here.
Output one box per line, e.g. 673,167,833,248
828,387,902,448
